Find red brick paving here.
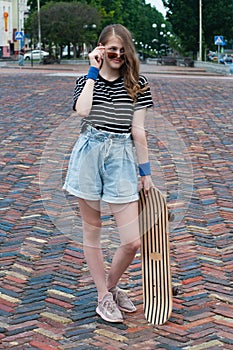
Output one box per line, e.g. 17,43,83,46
0,63,232,349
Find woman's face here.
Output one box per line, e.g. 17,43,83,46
103,36,125,70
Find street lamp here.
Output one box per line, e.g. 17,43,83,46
152,23,159,54
152,23,167,56
83,23,97,58
37,0,42,63
23,11,34,67
199,0,202,61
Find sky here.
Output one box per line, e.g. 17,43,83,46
146,0,167,16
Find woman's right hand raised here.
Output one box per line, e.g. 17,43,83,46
88,44,105,69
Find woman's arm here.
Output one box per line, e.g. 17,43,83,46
74,45,105,116
74,79,95,117
132,108,149,163
131,108,153,192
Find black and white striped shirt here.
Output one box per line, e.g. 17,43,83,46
73,74,153,133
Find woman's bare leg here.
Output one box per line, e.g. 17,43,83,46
106,201,140,290
78,198,109,301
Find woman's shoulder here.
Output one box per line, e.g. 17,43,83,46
138,74,149,86
75,75,87,84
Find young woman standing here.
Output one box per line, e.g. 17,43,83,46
63,24,153,323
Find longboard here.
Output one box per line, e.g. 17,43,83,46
138,187,173,325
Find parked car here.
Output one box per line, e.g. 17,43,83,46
80,51,88,59
230,64,233,74
219,54,233,64
24,50,49,60
207,52,218,61
62,46,74,57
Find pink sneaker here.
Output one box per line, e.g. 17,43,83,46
109,286,137,313
96,293,123,323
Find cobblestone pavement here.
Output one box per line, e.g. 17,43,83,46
0,65,232,349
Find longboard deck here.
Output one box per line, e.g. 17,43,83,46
139,187,173,325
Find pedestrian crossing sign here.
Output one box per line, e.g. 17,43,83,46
214,36,224,45
15,31,24,40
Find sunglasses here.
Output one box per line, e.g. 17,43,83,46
107,51,125,60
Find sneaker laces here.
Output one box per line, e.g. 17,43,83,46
112,287,129,305
102,295,118,313
115,289,124,305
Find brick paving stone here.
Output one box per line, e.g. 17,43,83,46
0,66,232,349
1,330,36,348
29,340,60,350
218,330,233,344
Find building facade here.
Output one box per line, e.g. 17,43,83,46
0,0,29,57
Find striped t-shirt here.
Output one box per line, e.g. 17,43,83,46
73,74,153,133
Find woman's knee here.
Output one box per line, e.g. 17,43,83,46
122,238,141,253
83,217,101,230
82,219,102,248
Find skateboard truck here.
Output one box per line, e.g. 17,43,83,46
168,211,175,222
172,286,182,296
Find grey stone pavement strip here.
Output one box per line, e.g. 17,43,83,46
0,64,232,349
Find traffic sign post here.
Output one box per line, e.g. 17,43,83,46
214,36,225,63
214,36,224,45
15,31,24,40
15,32,25,66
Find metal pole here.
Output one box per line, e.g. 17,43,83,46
37,0,42,63
199,0,202,61
17,0,20,62
31,34,33,67
218,44,220,64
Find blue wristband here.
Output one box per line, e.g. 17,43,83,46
138,162,151,176
87,66,99,81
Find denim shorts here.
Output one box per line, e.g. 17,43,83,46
63,125,139,203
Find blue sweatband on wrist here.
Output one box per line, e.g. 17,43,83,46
87,66,99,81
138,162,151,176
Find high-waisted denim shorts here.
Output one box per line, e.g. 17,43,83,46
63,125,139,203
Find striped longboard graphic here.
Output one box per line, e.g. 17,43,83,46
139,187,173,325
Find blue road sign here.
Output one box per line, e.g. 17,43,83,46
214,36,224,45
15,31,24,40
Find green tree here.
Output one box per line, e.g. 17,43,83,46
27,0,48,13
26,0,174,58
27,2,101,57
203,0,233,51
162,0,199,56
87,0,171,56
87,0,123,26
132,2,171,55
163,0,233,57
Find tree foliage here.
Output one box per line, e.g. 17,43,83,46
203,0,233,50
163,0,233,56
27,2,101,57
26,0,172,57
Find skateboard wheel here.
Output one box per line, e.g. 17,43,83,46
168,211,175,222
172,286,182,296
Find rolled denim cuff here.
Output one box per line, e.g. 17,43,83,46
87,66,99,81
138,162,151,176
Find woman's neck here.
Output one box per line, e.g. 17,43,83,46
99,66,120,81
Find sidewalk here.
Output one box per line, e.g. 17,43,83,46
0,59,221,76
0,67,232,349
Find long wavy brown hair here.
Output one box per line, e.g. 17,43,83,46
98,24,148,102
